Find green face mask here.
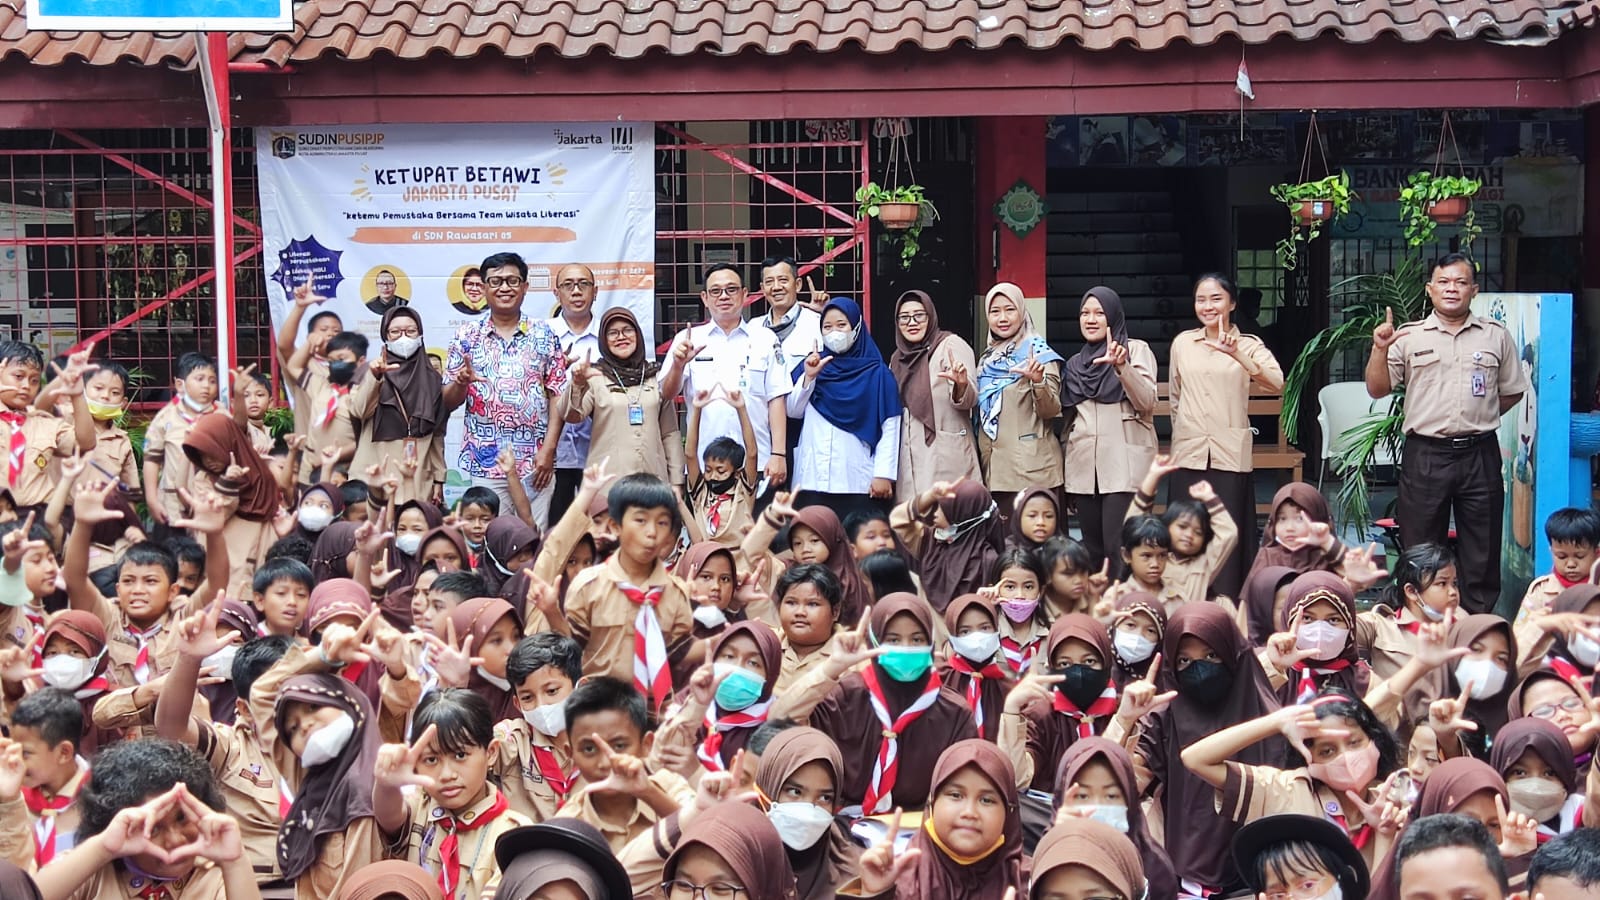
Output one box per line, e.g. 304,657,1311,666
875,645,934,682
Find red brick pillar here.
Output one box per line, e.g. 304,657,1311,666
976,116,1049,337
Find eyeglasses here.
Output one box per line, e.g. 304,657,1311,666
897,312,928,325
662,880,747,900
558,279,594,292
486,275,524,288
1529,696,1587,720
705,286,743,299
605,328,635,340
387,327,420,338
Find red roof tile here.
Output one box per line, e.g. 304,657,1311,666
0,0,1580,67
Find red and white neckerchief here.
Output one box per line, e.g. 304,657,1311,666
278,777,294,821
1051,680,1118,739
433,789,510,898
999,634,1042,676
1291,658,1352,705
705,492,732,535
859,662,943,815
530,744,572,798
318,385,349,428
1547,653,1588,688
620,582,672,711
341,658,370,686
22,760,86,867
73,671,111,701
946,654,1008,735
23,608,44,667
1178,879,1219,899
696,696,774,772
127,621,164,684
0,410,25,487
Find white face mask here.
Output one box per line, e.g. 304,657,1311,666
300,711,356,768
202,644,239,681
41,653,100,691
180,390,210,413
1063,803,1129,833
476,666,511,691
297,506,334,533
949,630,1001,664
1295,621,1351,661
767,801,835,850
386,335,422,359
1113,630,1156,664
692,604,729,631
523,701,567,737
1568,632,1600,668
1454,657,1508,700
394,533,423,557
821,329,855,355
1418,602,1447,622
1306,885,1344,900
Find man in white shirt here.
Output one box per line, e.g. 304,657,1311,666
544,263,602,528
665,264,791,489
755,256,824,375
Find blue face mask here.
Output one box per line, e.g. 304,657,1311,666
875,646,934,683
713,664,766,712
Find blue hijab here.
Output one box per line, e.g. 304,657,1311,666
791,297,903,449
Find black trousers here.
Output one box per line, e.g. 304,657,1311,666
1167,467,1256,600
1398,433,1503,614
1069,490,1134,581
548,467,584,527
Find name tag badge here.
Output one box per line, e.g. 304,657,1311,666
1471,368,1487,397
628,404,644,426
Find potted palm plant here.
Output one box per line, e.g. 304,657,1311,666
1399,172,1483,248
1269,170,1355,270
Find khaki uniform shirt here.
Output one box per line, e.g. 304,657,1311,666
194,718,284,882
560,371,683,488
388,788,531,900
1061,339,1160,496
143,402,211,521
1220,762,1390,872
976,363,1064,492
287,358,331,440
686,476,755,551
92,426,139,493
555,769,693,852
64,861,227,900
562,557,693,684
1,411,75,507
1512,573,1564,630
775,632,836,697
1100,578,1187,622
1386,312,1528,438
1126,491,1236,607
1168,328,1284,472
492,717,572,822
895,336,983,503
299,377,357,483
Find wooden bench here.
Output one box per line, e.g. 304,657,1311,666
1151,383,1305,517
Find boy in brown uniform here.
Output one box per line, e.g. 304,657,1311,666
1367,252,1529,614
276,277,343,440
141,351,220,529
0,340,95,517
9,688,91,869
493,633,583,821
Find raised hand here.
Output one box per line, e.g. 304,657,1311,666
1265,631,1320,672
765,491,799,524
1372,308,1398,350
804,275,826,312
453,359,484,387
1116,652,1177,722
375,723,441,792
361,620,409,677
935,362,970,393
1412,622,1470,671
586,735,653,796
1428,680,1479,738
174,591,241,660
692,389,719,410
732,557,769,612
354,507,393,557
0,635,43,684
1277,705,1351,764
293,276,327,308
0,738,24,801
170,486,230,535
688,640,729,707
1145,454,1182,483
72,480,125,525
1341,542,1389,590
1342,771,1409,837
802,347,833,381
569,355,591,388
1187,479,1216,503
1008,347,1045,384
1088,559,1112,599
369,549,400,591
1092,339,1130,368
1003,653,1068,715
99,784,190,863
320,610,379,669
162,784,244,864
220,452,248,483
824,609,890,678
691,748,754,814
524,571,563,625
582,455,615,495
857,808,922,896
422,617,485,689
1495,792,1539,858
1,511,41,573
272,505,297,539
1201,328,1240,356
671,339,705,370
369,353,397,379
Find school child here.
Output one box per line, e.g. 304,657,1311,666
80,360,139,494
1245,483,1347,584
987,549,1051,676
142,351,219,529
425,597,522,723
560,474,693,710
412,571,486,637
180,413,287,598
1490,718,1584,840
843,510,897,560
684,385,758,548
889,479,1005,615
231,365,276,459
276,277,344,440
1230,814,1372,900
0,515,54,652
29,612,121,755
1356,543,1461,703
253,558,313,639
554,677,692,851
772,564,843,696
293,331,366,484
1516,583,1600,687
999,613,1126,790
1513,507,1600,630
492,633,583,821
1107,592,1166,686
1507,668,1598,769
1051,737,1179,899
9,688,91,868
373,689,531,900
653,620,782,778
31,740,261,900
0,340,94,518
1008,487,1062,553
1099,515,1184,615
748,503,871,629
452,487,499,558
1037,535,1098,620
1126,456,1238,607
940,592,1012,741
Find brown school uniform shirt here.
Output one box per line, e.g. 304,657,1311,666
1061,339,1160,496
82,590,178,686
492,717,572,822
1126,491,1237,607
92,426,140,493
1386,312,1528,438
388,788,531,900
194,718,284,882
687,475,755,550
775,632,836,697
1168,327,1284,473
143,402,210,520
11,762,90,869
64,861,227,900
554,769,693,853
300,376,358,483
1512,573,1564,630
288,359,332,439
1220,761,1392,873
1100,578,1186,621
1,410,76,507
562,557,693,684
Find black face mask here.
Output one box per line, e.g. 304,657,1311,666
327,360,358,386
1175,659,1233,706
705,476,738,496
1054,664,1112,710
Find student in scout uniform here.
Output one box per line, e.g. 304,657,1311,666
0,341,94,519
1367,252,1529,614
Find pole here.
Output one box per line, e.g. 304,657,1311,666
195,32,236,394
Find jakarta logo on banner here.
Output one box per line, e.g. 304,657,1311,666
256,122,655,503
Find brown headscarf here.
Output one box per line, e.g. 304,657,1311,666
420,526,472,571
940,593,1011,741
1108,591,1166,686
493,818,630,900
180,411,279,521
755,727,862,900
1019,614,1118,791
202,600,261,726
896,739,1026,900
1031,818,1144,900
1052,737,1177,900
1369,757,1509,900
444,597,521,722
672,541,747,642
41,611,116,753
303,578,383,708
0,861,40,900
1491,716,1577,795
311,521,360,582
373,306,442,442
665,800,798,900
1061,286,1129,408
293,482,347,543
1446,613,1519,756
694,621,785,768
1007,487,1061,551
1546,584,1600,673
480,517,540,596
889,289,953,447
1507,668,1597,762
918,480,1004,613
791,506,870,627
391,499,445,588
1246,483,1339,579
1240,564,1298,648
597,307,658,386
274,673,379,882
1276,570,1370,703
1141,602,1282,888
337,859,444,900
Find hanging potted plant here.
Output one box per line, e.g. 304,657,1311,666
856,181,940,269
1398,171,1483,248
1269,170,1355,270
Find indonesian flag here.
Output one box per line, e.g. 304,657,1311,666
1236,60,1255,100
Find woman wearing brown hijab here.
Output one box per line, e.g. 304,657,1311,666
893,479,1005,613
662,800,798,900
891,289,981,504
788,506,871,627
848,739,1026,900
1245,482,1349,584
478,516,539,598
1238,563,1298,648
1136,602,1282,894
337,859,444,900
1537,583,1600,685
1003,613,1121,791
940,593,1014,741
1030,817,1146,900
755,727,863,900
1368,756,1521,900
311,521,361,582
350,305,446,505
1053,737,1178,900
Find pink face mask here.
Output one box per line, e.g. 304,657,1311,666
999,597,1040,623
1308,740,1380,793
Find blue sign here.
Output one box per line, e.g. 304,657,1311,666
29,0,292,31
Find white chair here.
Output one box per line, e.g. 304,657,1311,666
1316,381,1398,488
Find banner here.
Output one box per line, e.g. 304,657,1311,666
255,122,655,502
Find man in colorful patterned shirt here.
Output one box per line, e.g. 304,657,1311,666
444,251,570,510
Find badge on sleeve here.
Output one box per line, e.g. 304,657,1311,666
1471,368,1487,397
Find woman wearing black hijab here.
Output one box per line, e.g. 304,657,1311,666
350,305,445,505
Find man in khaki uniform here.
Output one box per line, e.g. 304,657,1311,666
1366,252,1528,613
